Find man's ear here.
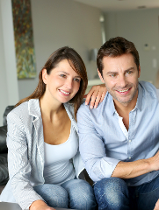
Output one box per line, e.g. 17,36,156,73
42,69,48,84
97,69,105,83
138,66,141,78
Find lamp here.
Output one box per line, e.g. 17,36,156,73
89,48,98,61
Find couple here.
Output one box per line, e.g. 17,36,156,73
1,37,159,210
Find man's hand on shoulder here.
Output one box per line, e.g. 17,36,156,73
85,84,106,109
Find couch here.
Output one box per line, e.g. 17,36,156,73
0,106,14,191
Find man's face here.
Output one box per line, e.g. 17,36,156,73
98,53,141,107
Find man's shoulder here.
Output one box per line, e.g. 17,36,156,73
139,81,159,100
77,92,111,118
77,100,90,115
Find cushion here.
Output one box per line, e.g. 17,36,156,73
0,125,7,153
0,153,8,185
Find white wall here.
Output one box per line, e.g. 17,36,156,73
105,8,159,84
18,0,103,99
0,0,19,126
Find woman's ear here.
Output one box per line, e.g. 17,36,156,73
97,69,105,83
42,69,48,84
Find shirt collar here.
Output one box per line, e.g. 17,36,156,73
134,82,143,112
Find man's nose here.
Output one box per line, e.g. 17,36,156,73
118,75,127,87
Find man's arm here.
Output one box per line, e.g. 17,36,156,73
77,104,120,181
77,103,159,181
111,153,159,179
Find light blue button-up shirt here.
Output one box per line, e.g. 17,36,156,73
77,81,159,186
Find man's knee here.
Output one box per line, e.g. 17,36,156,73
94,178,129,210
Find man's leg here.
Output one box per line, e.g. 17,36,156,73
94,177,129,210
136,175,159,210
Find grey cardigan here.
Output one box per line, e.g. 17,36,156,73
0,99,84,210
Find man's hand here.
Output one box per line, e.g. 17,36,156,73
85,84,106,109
149,150,159,171
154,199,159,210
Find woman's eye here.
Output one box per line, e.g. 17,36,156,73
74,78,81,82
60,74,66,78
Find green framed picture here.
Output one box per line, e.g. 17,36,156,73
12,0,36,79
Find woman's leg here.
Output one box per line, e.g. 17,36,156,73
34,184,68,208
62,179,97,210
94,177,129,210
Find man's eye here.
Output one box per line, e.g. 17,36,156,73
110,74,116,77
127,71,133,75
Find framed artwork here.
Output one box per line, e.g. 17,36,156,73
12,0,36,79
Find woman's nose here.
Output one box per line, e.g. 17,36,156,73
65,79,73,89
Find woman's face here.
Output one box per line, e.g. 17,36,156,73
42,59,81,104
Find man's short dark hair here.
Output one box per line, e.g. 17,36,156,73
97,37,140,76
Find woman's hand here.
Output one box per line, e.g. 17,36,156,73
154,199,159,210
29,200,56,210
85,84,107,109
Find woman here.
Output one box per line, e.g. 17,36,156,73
0,46,106,210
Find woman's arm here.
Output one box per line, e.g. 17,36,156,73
6,110,52,210
85,84,107,109
29,200,55,210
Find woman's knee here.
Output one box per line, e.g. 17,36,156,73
34,184,68,208
62,179,97,210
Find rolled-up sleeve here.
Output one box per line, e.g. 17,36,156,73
77,104,120,182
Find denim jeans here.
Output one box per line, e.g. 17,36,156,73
34,179,97,210
94,176,159,210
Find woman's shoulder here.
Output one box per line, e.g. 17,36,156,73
7,99,39,121
8,101,28,118
64,102,74,115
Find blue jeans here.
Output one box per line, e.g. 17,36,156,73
34,179,97,210
94,176,159,210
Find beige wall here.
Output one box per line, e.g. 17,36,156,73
0,0,19,126
18,0,103,99
1,0,159,125
0,0,102,126
105,8,159,84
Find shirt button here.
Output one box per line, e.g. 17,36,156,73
129,157,131,159
129,140,132,143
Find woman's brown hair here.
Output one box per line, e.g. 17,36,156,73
16,46,88,118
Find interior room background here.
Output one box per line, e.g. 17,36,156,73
0,0,159,126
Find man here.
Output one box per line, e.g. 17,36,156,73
77,37,159,210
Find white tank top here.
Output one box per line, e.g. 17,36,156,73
43,124,78,185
